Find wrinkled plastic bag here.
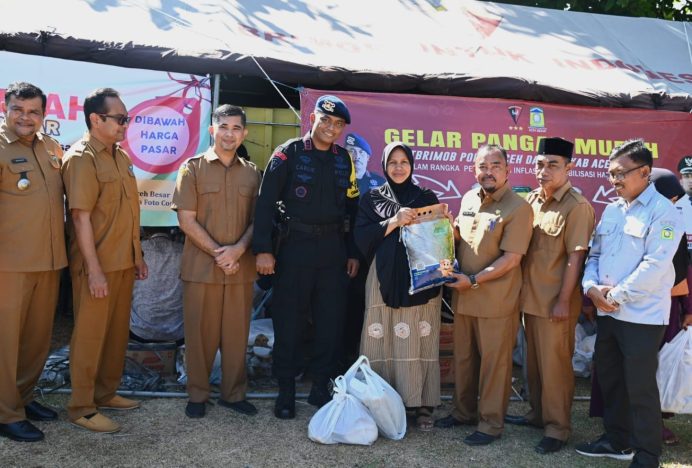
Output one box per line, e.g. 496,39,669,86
657,328,692,414
39,345,70,387
573,323,596,378
308,376,378,445
343,355,406,440
401,204,457,294
248,318,274,348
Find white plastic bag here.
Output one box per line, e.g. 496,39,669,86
657,328,692,414
572,323,596,378
308,376,378,445
343,356,407,440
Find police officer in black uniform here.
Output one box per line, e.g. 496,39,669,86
253,95,360,419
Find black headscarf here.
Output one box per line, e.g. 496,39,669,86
354,142,439,308
651,168,688,284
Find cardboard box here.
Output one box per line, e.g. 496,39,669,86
439,354,454,388
439,322,454,354
126,342,177,377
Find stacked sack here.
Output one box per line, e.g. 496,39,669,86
308,356,407,445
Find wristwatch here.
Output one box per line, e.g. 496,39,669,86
469,274,479,289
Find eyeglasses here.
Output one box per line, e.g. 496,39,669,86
99,114,131,125
608,164,646,181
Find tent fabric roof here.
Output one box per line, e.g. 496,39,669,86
2,0,691,111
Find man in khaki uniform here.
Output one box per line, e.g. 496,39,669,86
0,82,65,442
62,88,147,433
435,144,533,446
505,138,595,454
173,105,261,419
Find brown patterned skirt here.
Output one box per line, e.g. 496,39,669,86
359,261,441,407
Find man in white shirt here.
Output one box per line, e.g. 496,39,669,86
577,140,683,468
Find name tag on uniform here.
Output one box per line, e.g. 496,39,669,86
11,158,28,164
623,216,646,238
462,210,475,217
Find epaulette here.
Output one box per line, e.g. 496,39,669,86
62,139,89,161
567,187,589,204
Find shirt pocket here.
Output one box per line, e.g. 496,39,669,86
535,214,565,251
5,162,39,195
622,215,647,251
595,219,620,251
123,166,138,199
96,170,121,202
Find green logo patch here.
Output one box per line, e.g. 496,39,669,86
661,226,674,241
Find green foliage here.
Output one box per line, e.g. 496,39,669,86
489,0,691,21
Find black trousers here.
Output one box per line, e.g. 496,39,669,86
342,257,367,363
595,315,666,467
271,232,348,379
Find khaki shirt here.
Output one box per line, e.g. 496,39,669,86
62,135,142,274
171,148,261,285
454,183,534,318
521,182,595,318
0,123,67,272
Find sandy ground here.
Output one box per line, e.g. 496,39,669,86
4,313,688,467
2,394,690,468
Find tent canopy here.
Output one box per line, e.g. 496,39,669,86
2,0,691,111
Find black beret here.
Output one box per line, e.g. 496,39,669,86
538,137,574,160
314,95,351,124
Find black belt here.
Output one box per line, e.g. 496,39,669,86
288,220,342,235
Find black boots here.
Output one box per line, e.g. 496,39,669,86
307,376,332,408
274,378,296,419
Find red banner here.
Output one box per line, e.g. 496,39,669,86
301,89,692,217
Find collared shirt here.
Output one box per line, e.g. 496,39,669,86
675,193,692,256
454,183,534,318
0,123,67,272
583,183,683,325
172,147,261,284
62,134,142,274
521,181,595,317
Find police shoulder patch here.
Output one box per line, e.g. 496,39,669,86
268,150,288,172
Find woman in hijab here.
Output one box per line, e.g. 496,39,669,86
354,141,447,431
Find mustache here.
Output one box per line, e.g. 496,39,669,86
481,176,496,182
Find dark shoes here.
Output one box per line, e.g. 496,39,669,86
274,378,296,419
307,377,332,408
575,434,634,461
0,420,44,442
535,436,566,454
504,414,529,426
25,401,58,421
464,431,500,446
185,401,206,419
218,399,258,416
434,414,475,429
504,414,542,428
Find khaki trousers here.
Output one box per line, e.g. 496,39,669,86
183,281,253,403
452,313,519,436
68,268,134,421
524,312,578,441
0,271,60,423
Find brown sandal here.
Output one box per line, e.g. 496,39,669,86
415,407,434,432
